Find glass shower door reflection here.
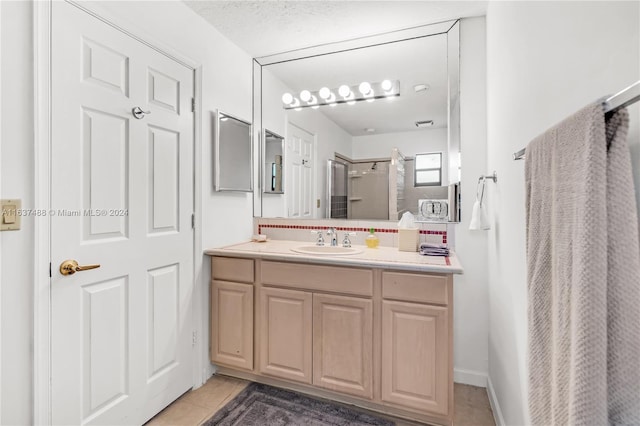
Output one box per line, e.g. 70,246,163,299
327,160,348,218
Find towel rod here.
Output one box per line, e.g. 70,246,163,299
513,80,640,160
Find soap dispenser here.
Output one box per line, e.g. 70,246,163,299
365,227,379,248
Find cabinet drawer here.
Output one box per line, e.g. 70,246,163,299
382,271,449,305
212,256,254,283
261,261,373,297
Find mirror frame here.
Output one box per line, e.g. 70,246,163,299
252,19,460,219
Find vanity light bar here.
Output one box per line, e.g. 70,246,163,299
282,80,400,110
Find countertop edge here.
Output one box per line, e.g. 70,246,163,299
204,243,464,275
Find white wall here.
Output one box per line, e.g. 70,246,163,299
485,2,639,424
352,127,448,158
0,2,34,424
352,128,450,183
0,1,255,422
452,16,490,388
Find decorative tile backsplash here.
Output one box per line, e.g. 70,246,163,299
255,218,450,248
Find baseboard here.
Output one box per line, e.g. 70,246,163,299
454,368,487,387
487,376,506,426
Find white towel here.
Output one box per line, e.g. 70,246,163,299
469,177,490,230
526,103,640,425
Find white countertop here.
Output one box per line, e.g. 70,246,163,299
204,240,463,274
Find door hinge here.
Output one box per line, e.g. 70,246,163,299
191,213,195,229
192,330,197,346
49,262,52,278
191,98,195,113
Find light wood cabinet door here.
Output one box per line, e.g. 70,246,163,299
382,300,449,415
313,294,373,399
259,287,313,383
210,281,254,370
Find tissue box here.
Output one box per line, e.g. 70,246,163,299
398,228,419,252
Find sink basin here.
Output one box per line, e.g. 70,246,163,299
291,245,363,256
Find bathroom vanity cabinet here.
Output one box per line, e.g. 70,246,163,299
207,244,459,426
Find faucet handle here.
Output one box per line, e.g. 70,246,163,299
342,232,356,248
311,230,325,246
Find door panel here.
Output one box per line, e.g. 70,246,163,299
313,294,373,399
82,277,129,420
82,108,129,240
148,125,179,233
381,301,449,415
148,264,179,379
82,38,130,96
148,68,180,113
259,287,312,384
51,2,194,424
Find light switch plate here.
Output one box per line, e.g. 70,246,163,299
1,199,22,231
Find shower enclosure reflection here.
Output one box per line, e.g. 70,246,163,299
327,158,390,220
327,160,348,218
327,149,456,221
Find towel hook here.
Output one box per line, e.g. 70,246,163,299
478,171,497,183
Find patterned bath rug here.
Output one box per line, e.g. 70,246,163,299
202,382,395,426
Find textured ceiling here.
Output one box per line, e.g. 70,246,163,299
183,1,487,57
183,1,487,136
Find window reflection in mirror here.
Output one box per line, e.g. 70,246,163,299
415,152,443,187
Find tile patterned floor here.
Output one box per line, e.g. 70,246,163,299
146,375,496,426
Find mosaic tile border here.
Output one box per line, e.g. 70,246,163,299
258,223,447,244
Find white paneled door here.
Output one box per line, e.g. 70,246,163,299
50,3,194,424
287,123,314,218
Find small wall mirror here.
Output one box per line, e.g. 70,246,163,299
263,130,284,194
214,110,252,192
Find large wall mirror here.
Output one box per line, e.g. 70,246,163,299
253,20,460,222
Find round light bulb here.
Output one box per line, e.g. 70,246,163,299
338,85,351,98
359,81,372,96
307,95,317,105
319,87,331,100
381,80,392,91
300,90,311,102
282,92,293,105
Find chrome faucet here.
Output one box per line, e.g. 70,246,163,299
327,227,338,246
311,230,325,246
342,232,356,248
